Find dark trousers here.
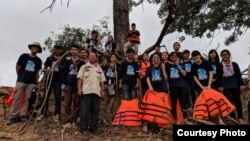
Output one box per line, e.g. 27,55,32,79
184,79,196,108
248,99,250,123
80,94,100,132
122,84,137,100
222,88,243,119
64,85,79,122
140,77,148,96
41,82,62,116
169,87,187,119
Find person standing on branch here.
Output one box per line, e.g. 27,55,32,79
7,42,42,125
77,50,106,137
86,30,100,52
124,23,140,59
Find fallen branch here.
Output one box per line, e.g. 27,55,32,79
194,119,216,125
224,116,240,125
61,125,66,141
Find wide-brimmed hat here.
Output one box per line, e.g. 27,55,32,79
28,42,42,53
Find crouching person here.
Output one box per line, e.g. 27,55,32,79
7,42,42,125
77,50,106,138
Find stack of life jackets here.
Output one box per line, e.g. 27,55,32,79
3,87,25,109
193,89,235,120
140,90,184,127
112,98,142,126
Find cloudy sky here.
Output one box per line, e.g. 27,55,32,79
0,0,249,86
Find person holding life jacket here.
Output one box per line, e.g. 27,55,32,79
7,42,42,125
124,23,140,58
139,53,150,95
166,52,187,119
218,49,247,124
191,50,213,94
191,50,226,124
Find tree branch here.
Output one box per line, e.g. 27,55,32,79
139,0,174,58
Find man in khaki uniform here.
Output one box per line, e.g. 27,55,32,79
77,50,106,138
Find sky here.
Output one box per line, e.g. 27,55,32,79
0,0,249,86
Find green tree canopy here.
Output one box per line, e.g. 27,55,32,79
131,0,250,46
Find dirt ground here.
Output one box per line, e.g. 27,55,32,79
0,89,249,141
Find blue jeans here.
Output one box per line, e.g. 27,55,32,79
41,83,62,116
122,84,137,100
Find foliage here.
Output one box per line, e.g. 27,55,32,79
130,0,250,45
43,16,111,53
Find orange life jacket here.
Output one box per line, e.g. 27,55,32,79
140,61,150,79
3,87,25,110
128,30,140,43
112,98,141,126
140,90,184,127
193,89,235,120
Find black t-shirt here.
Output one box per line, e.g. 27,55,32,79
17,53,42,84
166,62,186,87
209,60,221,88
191,60,213,86
63,57,85,85
44,56,64,83
183,60,193,80
86,38,98,47
105,42,116,53
120,60,139,85
146,66,167,92
102,63,120,85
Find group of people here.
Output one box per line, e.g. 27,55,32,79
5,22,250,137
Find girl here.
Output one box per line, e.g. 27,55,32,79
161,51,169,64
166,52,187,120
208,49,220,89
218,49,246,124
139,53,150,95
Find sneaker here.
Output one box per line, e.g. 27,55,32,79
53,114,60,122
64,122,72,128
6,118,16,125
19,116,28,122
142,125,148,132
82,131,89,140
90,129,103,136
38,115,45,121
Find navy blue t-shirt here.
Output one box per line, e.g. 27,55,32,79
146,66,167,92
219,62,239,89
86,38,98,47
17,53,42,84
63,57,85,85
44,56,64,83
209,61,221,88
102,63,120,85
192,60,213,86
120,60,139,85
166,62,186,87
183,60,193,80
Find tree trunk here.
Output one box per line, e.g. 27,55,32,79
113,0,129,56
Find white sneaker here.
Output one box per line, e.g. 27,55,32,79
38,115,44,121
53,114,60,122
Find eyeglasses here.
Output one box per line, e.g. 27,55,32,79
221,54,229,56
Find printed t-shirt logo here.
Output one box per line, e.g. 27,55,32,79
197,69,207,80
170,68,180,78
152,69,162,81
185,64,191,72
25,60,35,72
212,65,217,74
126,65,135,75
